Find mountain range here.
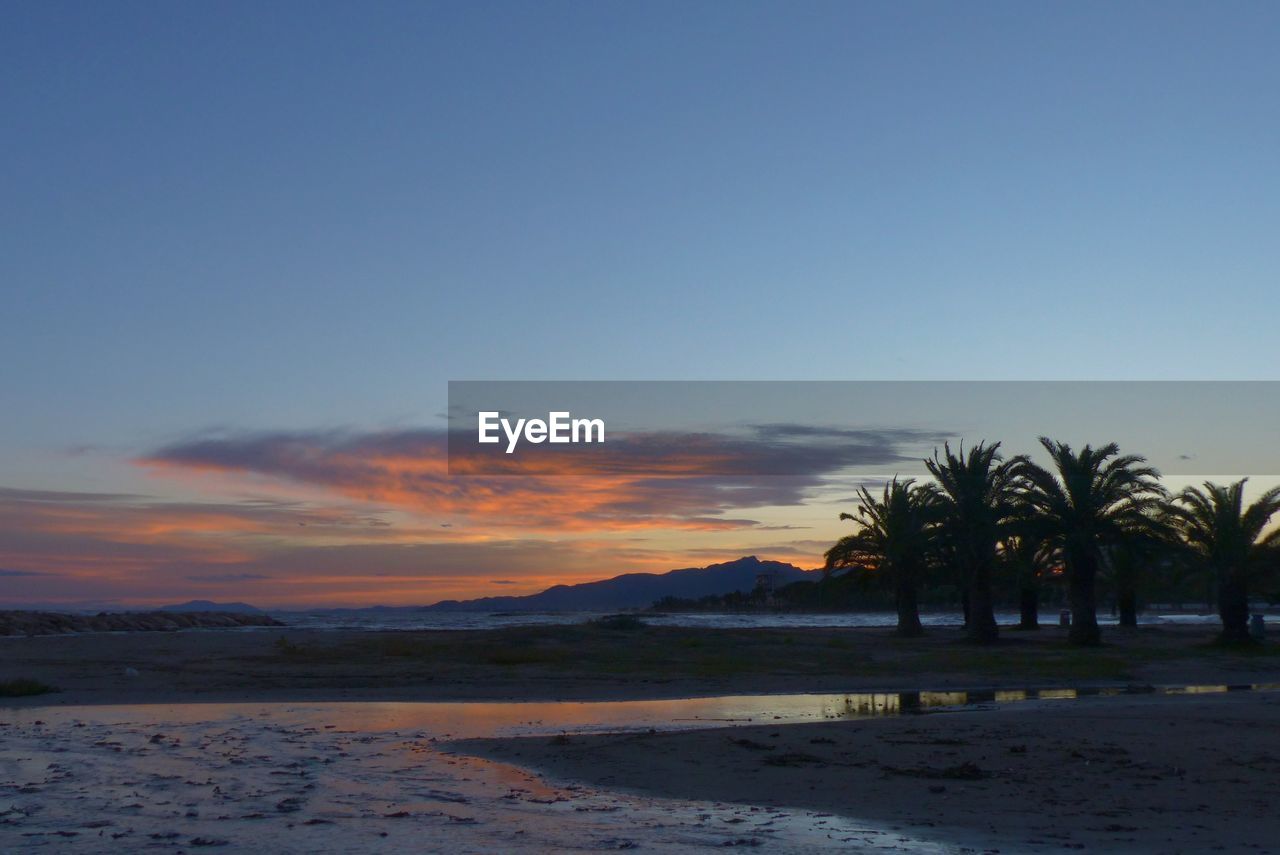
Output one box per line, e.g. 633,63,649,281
425,556,816,612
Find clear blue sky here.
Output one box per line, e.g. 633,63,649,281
6,2,1280,445
3,2,1279,604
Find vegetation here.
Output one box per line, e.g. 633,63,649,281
649,438,1277,651
258,622,1196,686
824,478,939,637
1168,480,1280,644
820,437,1280,647
589,614,648,631
1017,439,1166,646
925,442,1028,644
1001,530,1053,630
0,678,57,697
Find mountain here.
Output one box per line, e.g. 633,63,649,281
159,600,262,614
426,556,816,612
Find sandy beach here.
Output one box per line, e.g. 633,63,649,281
5,623,1280,851
462,690,1280,852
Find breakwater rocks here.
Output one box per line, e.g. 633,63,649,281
0,610,285,637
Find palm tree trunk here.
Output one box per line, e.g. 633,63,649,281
895,580,924,637
1018,585,1040,630
1218,572,1252,644
966,564,999,643
1068,549,1101,646
1117,587,1138,627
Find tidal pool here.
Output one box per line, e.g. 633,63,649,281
4,685,1276,852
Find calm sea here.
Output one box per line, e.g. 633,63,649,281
269,609,1225,632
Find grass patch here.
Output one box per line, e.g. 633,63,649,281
0,678,57,697
1196,639,1280,657
252,623,1252,690
898,645,1136,682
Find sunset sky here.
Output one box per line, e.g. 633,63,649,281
4,3,1280,608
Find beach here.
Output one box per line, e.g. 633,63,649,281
4,622,1275,706
462,690,1280,852
6,699,939,852
4,623,1280,851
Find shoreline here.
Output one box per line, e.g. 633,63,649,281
3,623,1279,852
455,691,1280,852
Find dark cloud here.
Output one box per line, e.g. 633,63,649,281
748,424,949,444
449,425,946,477
0,486,393,531
183,573,271,582
139,424,949,531
0,567,43,577
0,487,145,504
1,421,955,606
148,422,950,481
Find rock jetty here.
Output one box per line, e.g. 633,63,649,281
0,610,284,637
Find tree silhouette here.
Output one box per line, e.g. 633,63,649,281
1168,479,1280,644
1101,507,1173,627
825,478,940,637
1017,439,1165,646
1001,530,1055,630
926,442,1027,644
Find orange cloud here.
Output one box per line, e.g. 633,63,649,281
137,428,873,533
2,425,889,606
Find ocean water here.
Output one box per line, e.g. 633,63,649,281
270,608,1225,632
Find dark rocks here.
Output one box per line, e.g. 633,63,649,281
0,610,284,637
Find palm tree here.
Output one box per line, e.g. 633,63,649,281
1017,438,1165,646
1168,479,1280,644
926,442,1028,644
1002,530,1055,630
825,478,939,637
1101,510,1173,627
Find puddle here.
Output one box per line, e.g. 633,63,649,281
7,682,1280,739
0,703,953,853
3,685,1276,851
863,681,1280,713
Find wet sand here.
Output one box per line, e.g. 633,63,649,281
461,691,1280,853
4,622,1278,706
0,701,958,852
4,623,1279,851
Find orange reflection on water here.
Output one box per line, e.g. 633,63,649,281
1164,685,1228,695
994,690,1028,702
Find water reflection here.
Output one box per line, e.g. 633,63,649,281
8,682,1280,739
8,683,1279,853
0,705,949,853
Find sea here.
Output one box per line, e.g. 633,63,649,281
269,608,1228,632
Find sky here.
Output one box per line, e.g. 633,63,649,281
3,2,1279,607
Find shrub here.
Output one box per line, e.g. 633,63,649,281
0,678,57,697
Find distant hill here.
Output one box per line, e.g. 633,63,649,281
427,556,816,612
159,600,262,614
